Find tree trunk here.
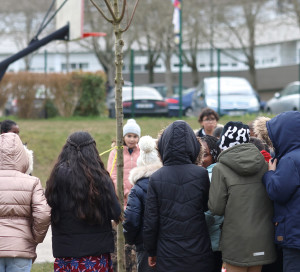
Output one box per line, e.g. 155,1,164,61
149,66,154,83
249,62,257,90
113,1,125,272
165,53,173,97
24,56,31,71
148,56,155,83
191,63,199,86
248,49,257,90
188,54,199,86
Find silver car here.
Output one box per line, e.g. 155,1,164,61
192,77,260,116
265,81,300,114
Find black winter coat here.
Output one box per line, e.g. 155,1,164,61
143,120,214,272
51,173,121,258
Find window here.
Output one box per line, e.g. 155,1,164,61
79,63,89,69
61,63,89,71
288,85,300,95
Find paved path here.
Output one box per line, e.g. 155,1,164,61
35,226,55,263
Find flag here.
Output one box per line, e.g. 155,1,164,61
172,0,181,44
172,0,181,34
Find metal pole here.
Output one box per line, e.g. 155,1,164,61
44,50,48,74
179,0,183,118
130,49,135,117
217,48,221,116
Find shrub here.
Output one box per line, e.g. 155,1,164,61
11,72,45,118
46,73,82,118
0,73,13,116
74,71,106,116
0,71,106,118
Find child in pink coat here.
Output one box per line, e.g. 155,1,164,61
107,119,141,207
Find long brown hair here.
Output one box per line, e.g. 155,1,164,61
45,131,121,225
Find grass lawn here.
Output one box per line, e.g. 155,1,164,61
32,262,53,272
1,114,271,187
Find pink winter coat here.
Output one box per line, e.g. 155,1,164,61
107,145,140,207
0,133,51,260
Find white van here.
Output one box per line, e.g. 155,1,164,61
191,77,260,116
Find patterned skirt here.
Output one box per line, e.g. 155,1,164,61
54,254,113,272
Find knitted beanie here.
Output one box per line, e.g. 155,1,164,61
137,135,160,166
123,119,141,137
217,121,250,150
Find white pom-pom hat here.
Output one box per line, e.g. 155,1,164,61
123,119,141,137
137,135,160,166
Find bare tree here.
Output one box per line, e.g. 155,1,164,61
81,2,117,89
160,23,176,97
181,0,214,86
213,0,270,89
0,0,53,71
280,0,300,28
156,2,176,96
131,0,173,84
89,1,139,272
81,1,137,89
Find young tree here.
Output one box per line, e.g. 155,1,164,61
89,1,139,272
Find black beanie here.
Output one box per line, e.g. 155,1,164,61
217,121,250,150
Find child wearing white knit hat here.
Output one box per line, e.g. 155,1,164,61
123,119,141,138
137,135,160,167
123,135,161,272
107,119,141,208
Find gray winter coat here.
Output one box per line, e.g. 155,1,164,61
208,143,276,267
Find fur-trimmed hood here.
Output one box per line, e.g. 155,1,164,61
254,112,300,159
129,162,162,185
253,116,273,149
24,145,33,175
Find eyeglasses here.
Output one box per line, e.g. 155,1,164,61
203,118,216,122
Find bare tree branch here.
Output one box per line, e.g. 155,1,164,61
89,0,114,23
116,0,126,23
104,0,118,21
121,0,139,33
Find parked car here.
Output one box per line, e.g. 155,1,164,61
165,87,196,117
142,83,187,98
265,81,300,114
108,86,169,118
191,77,260,117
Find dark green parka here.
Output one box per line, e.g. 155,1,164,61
208,143,276,267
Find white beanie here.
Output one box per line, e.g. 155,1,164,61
137,135,160,166
123,119,141,137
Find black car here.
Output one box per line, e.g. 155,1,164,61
108,86,169,118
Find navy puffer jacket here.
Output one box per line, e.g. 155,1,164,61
263,111,300,249
123,162,161,251
143,121,214,272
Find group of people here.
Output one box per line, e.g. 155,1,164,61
0,108,299,272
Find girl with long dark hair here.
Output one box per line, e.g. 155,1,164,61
45,131,121,272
